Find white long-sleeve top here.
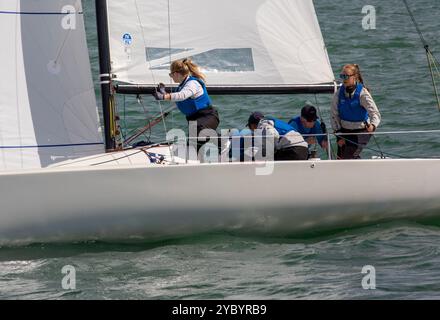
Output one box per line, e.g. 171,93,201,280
331,86,381,131
170,76,204,101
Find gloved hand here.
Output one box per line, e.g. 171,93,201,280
157,83,166,95
152,89,165,100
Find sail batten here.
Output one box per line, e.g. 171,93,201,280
107,0,334,88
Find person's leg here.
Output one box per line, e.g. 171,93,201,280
188,108,220,160
274,149,288,161
341,133,358,159
291,146,309,160
342,130,371,159
196,111,219,154
351,131,371,159
195,107,220,134
275,146,308,161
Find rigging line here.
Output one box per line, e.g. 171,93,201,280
372,134,385,158
90,149,145,166
53,27,71,64
168,0,172,73
53,1,81,64
363,120,384,158
123,105,172,138
402,0,440,111
313,94,335,159
329,129,440,136
134,95,153,143
133,0,175,162
429,51,440,75
402,0,428,47
124,108,175,146
122,94,127,140
336,135,409,159
426,51,440,111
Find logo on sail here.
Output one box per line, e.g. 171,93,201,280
122,33,133,46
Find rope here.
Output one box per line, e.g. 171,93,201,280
402,0,428,47
335,134,408,159
402,0,440,111
167,0,172,77
427,50,440,111
133,0,175,162
125,105,176,146
313,94,336,160
52,2,81,65
329,129,440,136
371,134,385,158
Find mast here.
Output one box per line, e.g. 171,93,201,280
95,0,116,150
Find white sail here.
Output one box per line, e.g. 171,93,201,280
0,0,104,170
107,0,335,88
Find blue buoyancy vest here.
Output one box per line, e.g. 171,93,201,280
175,76,212,116
337,83,369,122
288,116,325,144
266,117,297,135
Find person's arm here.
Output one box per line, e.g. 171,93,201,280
330,91,341,132
360,89,381,132
331,89,346,146
166,80,203,101
313,121,328,149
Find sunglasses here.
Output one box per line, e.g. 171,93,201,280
340,73,354,80
168,71,177,77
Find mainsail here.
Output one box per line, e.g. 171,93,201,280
106,0,335,93
0,0,104,170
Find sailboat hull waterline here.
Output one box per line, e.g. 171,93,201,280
2,1,440,245
1,156,440,245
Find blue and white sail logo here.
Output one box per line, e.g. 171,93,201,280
122,33,133,46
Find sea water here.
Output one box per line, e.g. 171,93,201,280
1,0,440,299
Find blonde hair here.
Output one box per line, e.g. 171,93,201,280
343,64,370,92
170,58,206,82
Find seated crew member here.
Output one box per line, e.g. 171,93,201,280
152,58,219,151
248,112,309,161
230,127,253,162
231,112,266,162
288,104,328,157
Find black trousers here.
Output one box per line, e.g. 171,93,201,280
274,146,309,161
186,106,220,152
337,128,371,159
186,106,220,134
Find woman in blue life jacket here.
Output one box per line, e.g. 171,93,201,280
331,64,381,159
152,58,220,138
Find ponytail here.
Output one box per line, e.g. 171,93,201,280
183,58,206,82
170,58,206,82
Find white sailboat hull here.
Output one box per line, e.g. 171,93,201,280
1,158,440,245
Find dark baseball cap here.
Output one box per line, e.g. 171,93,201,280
301,105,318,122
247,112,264,126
